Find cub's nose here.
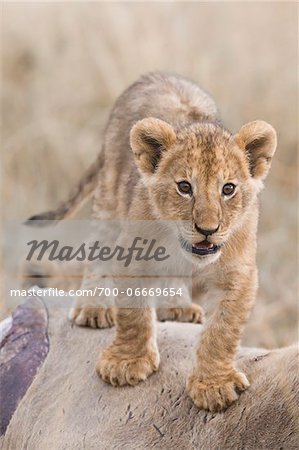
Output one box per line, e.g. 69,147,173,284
195,224,219,236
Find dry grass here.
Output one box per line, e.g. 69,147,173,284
1,2,297,348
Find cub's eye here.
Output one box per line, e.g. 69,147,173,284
222,183,236,196
177,181,192,195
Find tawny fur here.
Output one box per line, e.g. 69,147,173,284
29,72,277,412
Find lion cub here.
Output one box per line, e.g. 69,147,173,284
29,72,277,412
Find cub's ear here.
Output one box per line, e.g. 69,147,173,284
234,120,277,180
130,118,176,174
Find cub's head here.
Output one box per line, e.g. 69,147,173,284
130,118,277,265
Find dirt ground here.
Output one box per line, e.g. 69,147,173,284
1,2,297,348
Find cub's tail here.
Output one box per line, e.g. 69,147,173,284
25,153,104,226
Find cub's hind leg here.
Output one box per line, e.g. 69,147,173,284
69,306,115,329
156,303,204,324
68,240,117,329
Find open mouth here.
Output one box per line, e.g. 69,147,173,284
180,237,220,256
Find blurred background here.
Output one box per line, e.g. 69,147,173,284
1,2,297,348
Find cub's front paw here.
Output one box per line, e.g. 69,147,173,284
96,346,160,386
69,307,115,328
187,370,249,412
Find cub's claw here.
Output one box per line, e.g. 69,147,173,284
187,370,249,412
96,346,160,386
69,307,115,329
157,304,204,324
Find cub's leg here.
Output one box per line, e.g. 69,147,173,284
187,271,256,412
96,308,159,386
156,303,204,324
68,265,116,328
